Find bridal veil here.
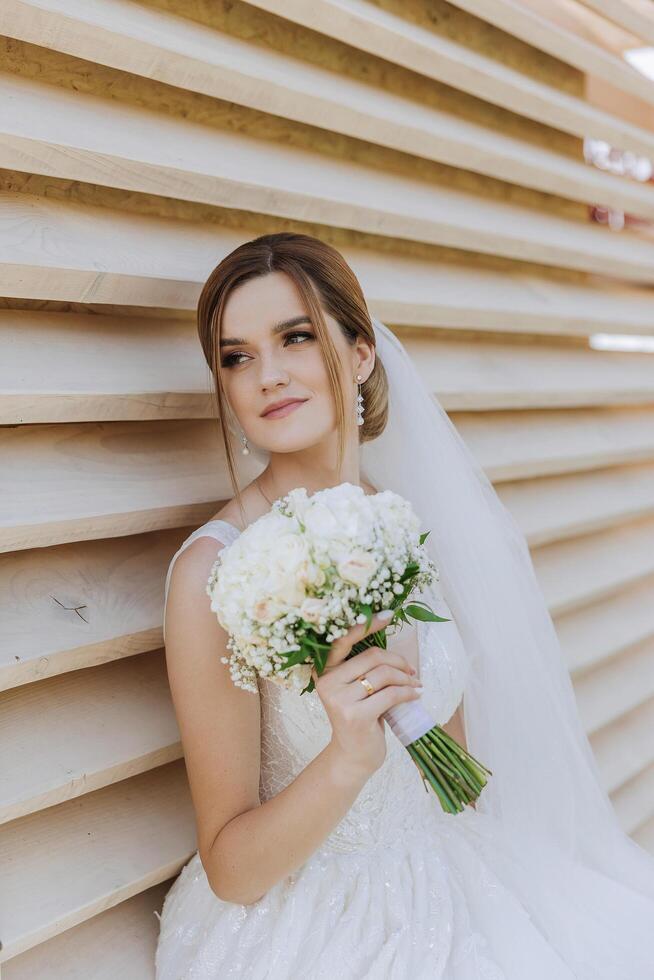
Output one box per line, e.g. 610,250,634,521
359,316,654,971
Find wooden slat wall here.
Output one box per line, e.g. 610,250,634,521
1,0,653,974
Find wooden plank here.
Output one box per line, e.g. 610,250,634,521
0,650,181,824
573,635,654,734
447,0,654,105
4,406,654,551
1,0,653,220
0,310,210,425
8,310,654,425
401,331,654,411
557,572,654,672
364,256,654,338
0,760,195,962
533,514,654,616
3,507,651,707
497,461,654,547
1,134,653,286
0,190,231,309
456,405,654,481
591,696,654,794
248,0,654,160
0,528,189,692
0,419,241,553
632,813,654,853
612,762,654,836
578,0,654,44
1,191,653,335
5,74,654,273
3,882,170,980
4,410,654,553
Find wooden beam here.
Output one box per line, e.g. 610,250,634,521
0,651,181,824
247,0,654,158
1,0,653,217
0,761,195,962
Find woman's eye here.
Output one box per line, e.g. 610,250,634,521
221,351,248,367
284,330,314,346
221,331,313,368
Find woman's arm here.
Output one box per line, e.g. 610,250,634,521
164,538,371,907
443,701,467,753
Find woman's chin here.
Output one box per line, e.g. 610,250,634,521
253,421,334,455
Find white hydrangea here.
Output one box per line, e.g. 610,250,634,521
206,482,439,694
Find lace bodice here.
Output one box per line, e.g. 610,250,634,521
163,519,470,857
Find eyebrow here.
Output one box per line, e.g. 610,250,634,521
219,315,312,348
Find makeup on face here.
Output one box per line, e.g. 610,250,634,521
260,398,309,419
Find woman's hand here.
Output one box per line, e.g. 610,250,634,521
311,610,423,780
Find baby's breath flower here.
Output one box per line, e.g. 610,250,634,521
206,482,438,694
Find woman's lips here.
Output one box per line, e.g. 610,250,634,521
262,399,307,419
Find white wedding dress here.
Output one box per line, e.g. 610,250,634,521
155,519,654,980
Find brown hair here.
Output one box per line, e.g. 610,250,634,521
196,232,388,516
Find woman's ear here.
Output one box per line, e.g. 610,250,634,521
355,336,375,381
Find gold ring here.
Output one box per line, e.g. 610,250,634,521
359,676,375,696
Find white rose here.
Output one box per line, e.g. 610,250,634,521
253,596,284,625
337,549,377,588
304,562,326,588
299,596,329,624
267,533,311,607
302,500,341,539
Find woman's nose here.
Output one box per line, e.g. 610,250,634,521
257,353,290,389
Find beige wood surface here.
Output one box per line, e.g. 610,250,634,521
247,0,654,156
0,528,188,691
0,0,651,214
496,461,654,546
1,178,652,294
0,761,195,962
447,0,654,103
1,0,652,970
533,513,654,615
0,650,181,823
6,310,654,427
3,882,170,980
578,0,654,43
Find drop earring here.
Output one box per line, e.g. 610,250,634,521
241,432,250,455
356,374,365,427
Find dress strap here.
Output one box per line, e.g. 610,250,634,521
163,519,242,642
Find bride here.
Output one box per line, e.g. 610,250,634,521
156,232,654,979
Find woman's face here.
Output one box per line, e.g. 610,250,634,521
219,271,368,454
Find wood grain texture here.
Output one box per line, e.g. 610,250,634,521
447,0,654,104
0,0,652,969
0,760,195,962
5,310,654,426
3,882,170,980
0,0,651,216
577,0,654,44
247,0,654,158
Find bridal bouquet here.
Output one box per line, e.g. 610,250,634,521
206,482,491,813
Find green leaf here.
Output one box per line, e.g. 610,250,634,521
399,562,420,583
278,647,310,669
360,603,373,631
404,601,451,623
